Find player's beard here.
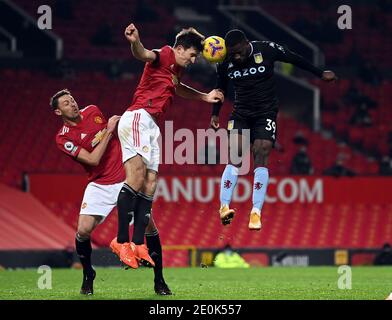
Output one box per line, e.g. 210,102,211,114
69,108,81,120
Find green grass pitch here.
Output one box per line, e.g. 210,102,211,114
0,267,391,300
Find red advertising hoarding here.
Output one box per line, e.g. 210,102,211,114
28,174,392,205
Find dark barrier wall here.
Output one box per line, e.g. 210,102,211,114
0,248,382,268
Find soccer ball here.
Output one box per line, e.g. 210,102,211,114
202,36,226,63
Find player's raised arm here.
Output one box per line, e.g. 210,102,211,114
271,41,337,82
125,23,157,63
77,115,120,166
175,82,223,130
176,82,224,104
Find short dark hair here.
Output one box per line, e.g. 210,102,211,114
174,27,204,52
50,89,71,110
224,29,247,48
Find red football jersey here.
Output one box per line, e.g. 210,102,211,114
56,105,125,185
128,45,184,119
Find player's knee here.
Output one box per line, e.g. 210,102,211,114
131,176,145,191
126,168,145,191
253,141,272,157
252,141,272,166
145,176,157,195
78,219,96,239
124,157,146,191
76,227,92,240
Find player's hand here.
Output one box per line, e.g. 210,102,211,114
204,89,224,104
107,115,121,133
322,70,338,82
124,23,140,43
210,116,220,130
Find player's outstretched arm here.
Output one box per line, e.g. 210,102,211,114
273,42,337,81
176,82,224,103
76,115,120,166
125,23,156,63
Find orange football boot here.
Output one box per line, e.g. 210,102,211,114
110,237,121,256
134,243,155,267
110,237,138,269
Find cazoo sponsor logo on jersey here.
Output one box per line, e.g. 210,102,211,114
228,66,266,79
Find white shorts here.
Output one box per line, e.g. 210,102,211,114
80,181,132,224
118,109,160,172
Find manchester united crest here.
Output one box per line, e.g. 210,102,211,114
94,116,103,124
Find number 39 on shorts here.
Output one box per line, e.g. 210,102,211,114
265,119,276,133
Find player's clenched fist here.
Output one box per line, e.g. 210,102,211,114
204,89,225,104
322,70,338,82
107,115,121,133
125,23,140,43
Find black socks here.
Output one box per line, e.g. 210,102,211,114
132,193,153,245
146,230,164,282
117,184,138,243
75,233,93,275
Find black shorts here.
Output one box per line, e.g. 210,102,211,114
227,113,277,144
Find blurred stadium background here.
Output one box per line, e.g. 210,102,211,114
0,0,392,273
